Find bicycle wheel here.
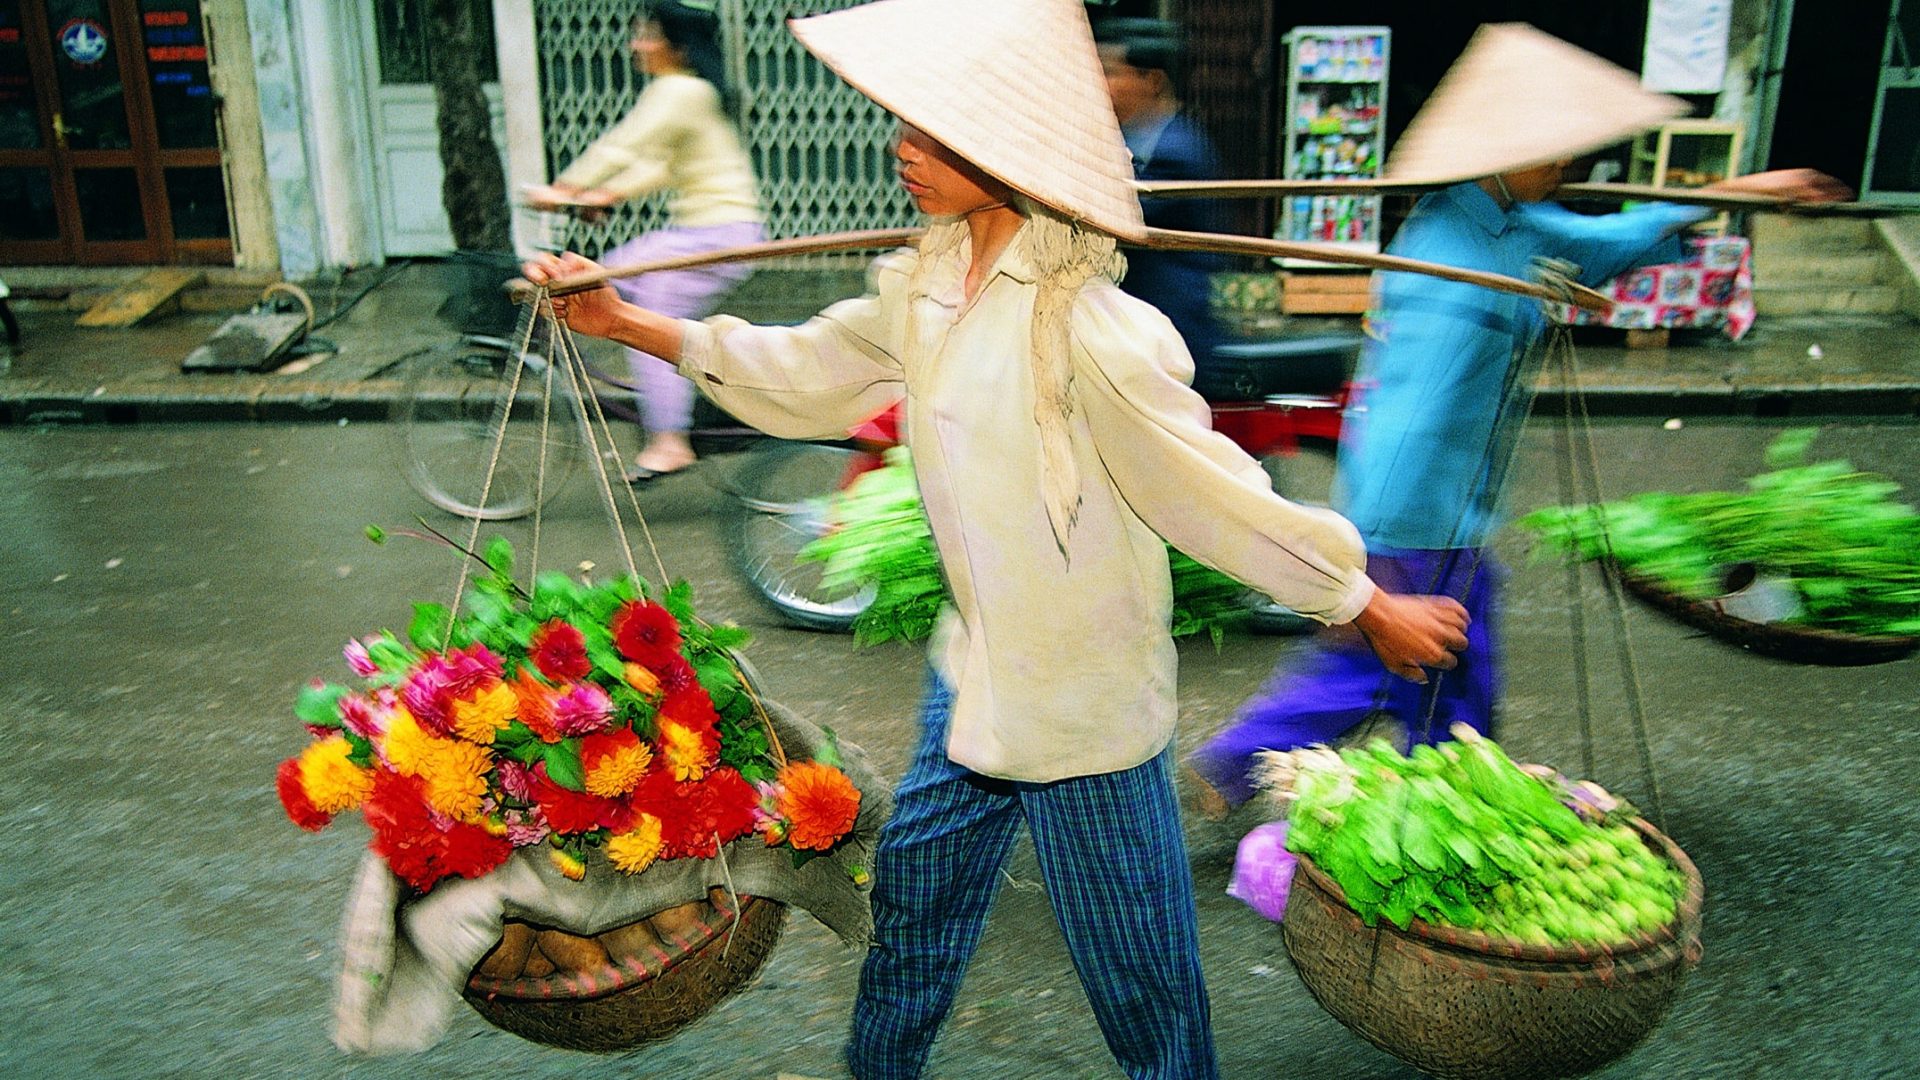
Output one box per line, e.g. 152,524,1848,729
391,342,584,520
1244,438,1342,634
720,441,876,631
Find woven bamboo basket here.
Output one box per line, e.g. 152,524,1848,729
462,894,786,1052
1604,559,1918,666
1281,819,1704,1080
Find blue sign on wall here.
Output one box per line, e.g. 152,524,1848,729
60,18,109,66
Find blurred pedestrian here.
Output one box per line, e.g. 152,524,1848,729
1186,25,1849,815
1094,17,1230,392
524,0,763,481
525,3,1468,1075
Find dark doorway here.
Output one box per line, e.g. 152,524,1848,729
1769,0,1892,189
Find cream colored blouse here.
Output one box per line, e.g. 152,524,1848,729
678,226,1375,782
556,73,761,227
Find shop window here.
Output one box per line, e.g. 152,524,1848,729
164,164,227,238
73,166,144,240
0,165,57,239
374,0,498,85
138,0,217,148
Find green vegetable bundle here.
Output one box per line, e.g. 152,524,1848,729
1273,729,1684,946
1516,428,1920,637
798,447,1255,646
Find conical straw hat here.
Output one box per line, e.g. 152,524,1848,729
789,0,1146,241
1384,23,1688,183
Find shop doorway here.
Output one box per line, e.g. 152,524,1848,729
362,0,503,256
1865,0,1920,201
1768,0,1891,191
0,0,231,264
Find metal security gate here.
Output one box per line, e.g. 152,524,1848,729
533,0,911,262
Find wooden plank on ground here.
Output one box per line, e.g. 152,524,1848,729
75,269,206,328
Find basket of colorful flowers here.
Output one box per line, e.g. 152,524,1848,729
277,536,884,1052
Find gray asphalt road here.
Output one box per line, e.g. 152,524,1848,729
2,417,1915,1079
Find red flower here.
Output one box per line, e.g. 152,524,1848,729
440,821,512,881
611,600,683,669
363,771,511,891
528,619,592,681
659,685,720,733
276,757,333,832
365,772,443,890
655,653,700,697
531,764,636,835
634,767,759,860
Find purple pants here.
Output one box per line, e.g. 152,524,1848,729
1189,547,1503,806
605,220,765,435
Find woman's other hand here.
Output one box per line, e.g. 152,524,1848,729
1350,590,1471,684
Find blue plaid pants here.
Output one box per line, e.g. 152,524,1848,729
846,675,1218,1079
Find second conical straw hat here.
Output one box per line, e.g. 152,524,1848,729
1384,23,1688,183
788,0,1146,241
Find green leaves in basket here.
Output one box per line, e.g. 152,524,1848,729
408,602,452,651
541,739,587,792
1281,732,1685,945
1515,428,1920,637
295,681,351,729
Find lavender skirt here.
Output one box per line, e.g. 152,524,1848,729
604,220,765,434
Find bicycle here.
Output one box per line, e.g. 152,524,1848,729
390,207,761,521
722,332,1358,634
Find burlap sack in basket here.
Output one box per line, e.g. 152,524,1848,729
329,699,891,1054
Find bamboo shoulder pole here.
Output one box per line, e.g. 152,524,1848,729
1138,227,1612,312
1135,177,1909,217
517,225,1609,313
507,228,925,302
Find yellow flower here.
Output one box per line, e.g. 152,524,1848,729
416,738,492,823
550,847,586,881
658,718,716,783
298,736,373,814
607,814,665,875
450,681,517,744
623,662,661,697
380,707,437,777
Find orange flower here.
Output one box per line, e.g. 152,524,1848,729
776,761,862,851
581,728,653,798
511,669,563,743
623,662,661,698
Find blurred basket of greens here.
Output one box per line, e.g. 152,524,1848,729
1515,428,1920,653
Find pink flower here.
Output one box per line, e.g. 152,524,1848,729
496,759,535,801
344,638,379,678
506,821,551,847
551,683,614,737
338,694,385,740
402,645,503,736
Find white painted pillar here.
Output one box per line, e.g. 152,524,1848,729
288,1,382,268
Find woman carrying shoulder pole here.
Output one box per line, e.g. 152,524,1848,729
525,2,1468,1075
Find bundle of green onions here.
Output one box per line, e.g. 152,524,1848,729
797,447,1256,645
1516,428,1920,637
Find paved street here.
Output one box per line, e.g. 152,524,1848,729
2,417,1916,1079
